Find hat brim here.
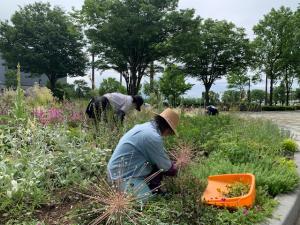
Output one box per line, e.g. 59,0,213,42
153,112,178,136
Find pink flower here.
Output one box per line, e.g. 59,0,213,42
243,208,249,215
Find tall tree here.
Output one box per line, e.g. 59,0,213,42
98,77,126,96
80,0,196,95
222,90,240,107
159,65,193,107
251,89,265,105
171,19,250,105
0,2,87,92
253,6,294,106
273,82,286,105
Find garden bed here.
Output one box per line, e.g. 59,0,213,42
0,95,299,224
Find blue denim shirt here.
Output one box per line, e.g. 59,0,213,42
107,121,172,180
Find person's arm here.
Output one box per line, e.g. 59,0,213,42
144,134,177,176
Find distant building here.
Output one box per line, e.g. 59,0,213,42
0,54,66,90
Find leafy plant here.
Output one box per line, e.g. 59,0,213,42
282,138,297,153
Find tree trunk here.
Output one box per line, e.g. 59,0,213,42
128,68,138,95
49,75,57,91
285,67,289,106
149,61,154,93
248,77,251,103
204,84,212,107
91,52,95,90
265,74,268,105
269,75,274,106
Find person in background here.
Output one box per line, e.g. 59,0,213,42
86,92,144,123
107,108,179,201
206,105,219,116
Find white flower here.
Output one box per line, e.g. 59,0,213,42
7,190,12,198
11,180,18,192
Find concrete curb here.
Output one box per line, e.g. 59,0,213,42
263,130,300,225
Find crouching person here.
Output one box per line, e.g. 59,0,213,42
86,92,144,123
107,108,179,202
206,105,219,116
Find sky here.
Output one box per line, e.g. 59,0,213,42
0,0,299,97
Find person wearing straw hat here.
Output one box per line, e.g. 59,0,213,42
107,108,179,201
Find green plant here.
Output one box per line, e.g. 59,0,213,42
25,84,54,107
12,63,27,121
282,138,297,153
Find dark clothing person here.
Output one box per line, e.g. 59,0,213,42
86,92,144,123
206,105,219,116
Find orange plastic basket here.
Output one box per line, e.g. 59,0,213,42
202,173,256,208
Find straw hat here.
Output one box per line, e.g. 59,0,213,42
155,108,179,136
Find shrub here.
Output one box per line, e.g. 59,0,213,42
282,138,297,153
262,106,297,111
26,84,54,107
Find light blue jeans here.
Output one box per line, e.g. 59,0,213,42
119,178,152,203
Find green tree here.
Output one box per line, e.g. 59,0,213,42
143,79,160,98
273,82,286,105
295,88,300,103
80,0,196,95
172,19,251,105
159,65,193,107
251,89,265,105
276,10,300,106
4,70,17,88
98,77,126,96
253,6,295,106
74,79,91,98
227,71,249,100
222,90,240,106
0,2,87,93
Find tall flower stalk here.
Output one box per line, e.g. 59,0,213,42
13,63,27,121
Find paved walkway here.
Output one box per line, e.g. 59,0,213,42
238,111,300,225
238,111,300,143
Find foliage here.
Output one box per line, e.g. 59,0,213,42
12,64,27,121
25,84,54,107
222,90,240,107
143,80,160,99
261,105,299,111
4,70,17,89
159,65,193,107
47,82,76,100
273,82,286,105
227,71,250,97
98,77,126,96
171,18,251,105
80,0,197,95
180,97,202,107
281,138,297,153
0,121,112,222
74,79,91,98
295,88,300,102
0,89,17,115
251,89,265,105
222,182,250,198
253,6,296,106
0,2,87,91
0,97,298,224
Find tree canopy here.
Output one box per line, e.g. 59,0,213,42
0,2,88,92
171,18,251,105
80,0,197,95
159,65,193,106
253,6,296,106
